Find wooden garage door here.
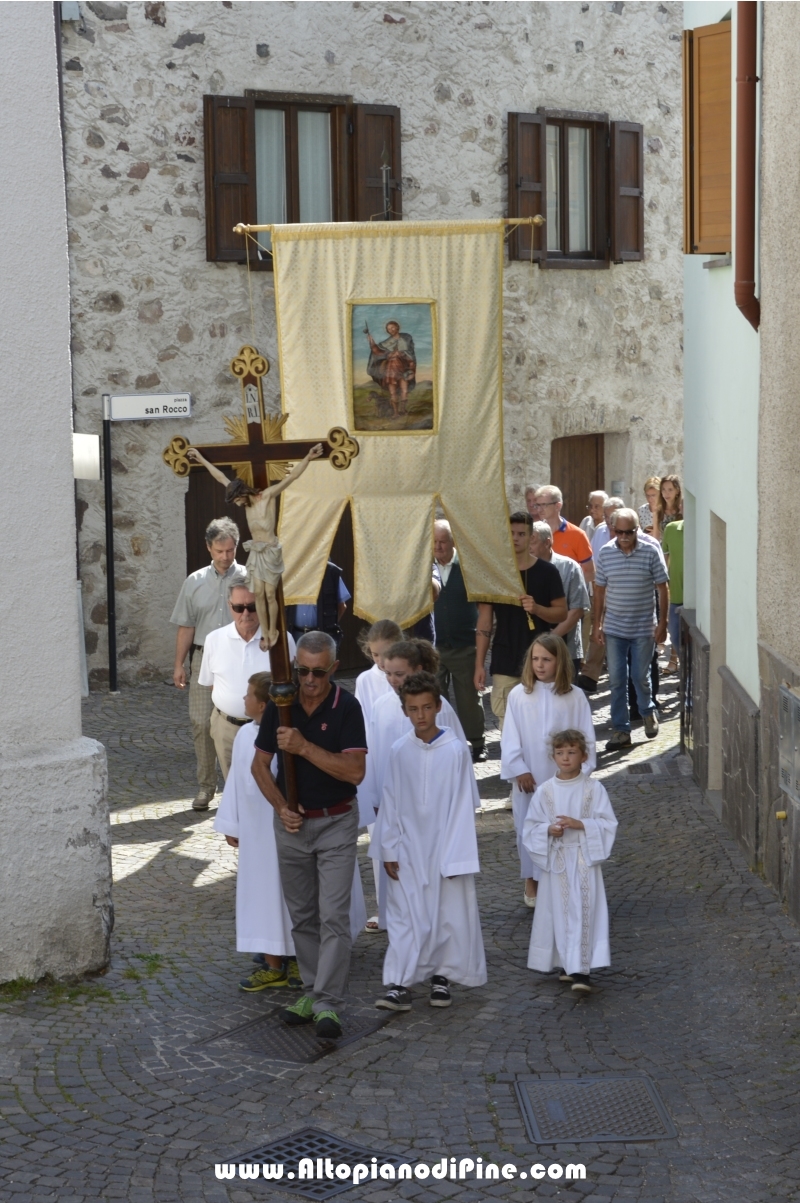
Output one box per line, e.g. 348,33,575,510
549,434,605,526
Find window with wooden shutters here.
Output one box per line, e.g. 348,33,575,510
683,21,732,254
610,121,644,261
509,108,638,269
203,96,256,263
352,104,402,221
508,112,545,262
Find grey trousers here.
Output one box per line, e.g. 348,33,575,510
274,803,359,1013
436,644,485,745
188,648,217,792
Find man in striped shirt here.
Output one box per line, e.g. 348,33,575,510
592,508,669,750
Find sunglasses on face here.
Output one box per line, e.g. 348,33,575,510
615,528,636,536
294,664,335,678
230,602,257,613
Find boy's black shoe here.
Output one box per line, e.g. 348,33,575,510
375,985,412,1012
571,973,592,994
558,969,574,982
429,975,452,1008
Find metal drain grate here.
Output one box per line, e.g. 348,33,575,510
515,1074,677,1144
628,763,653,775
226,1126,406,1200
197,1004,391,1064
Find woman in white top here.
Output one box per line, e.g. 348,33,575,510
354,618,402,729
500,633,595,908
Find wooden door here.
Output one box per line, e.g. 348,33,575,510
549,434,605,526
329,502,365,673
185,470,250,575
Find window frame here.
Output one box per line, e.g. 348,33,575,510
538,108,609,270
244,89,353,270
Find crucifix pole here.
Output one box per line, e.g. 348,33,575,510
163,345,359,813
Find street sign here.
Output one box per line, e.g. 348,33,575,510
109,393,192,421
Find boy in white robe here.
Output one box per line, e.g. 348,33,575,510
500,632,595,909
214,673,298,991
523,728,617,994
359,640,477,932
371,673,487,1012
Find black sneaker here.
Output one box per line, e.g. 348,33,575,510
375,985,412,1012
471,741,488,763
558,968,574,982
571,973,592,995
429,975,452,1008
314,1010,342,1040
575,674,598,695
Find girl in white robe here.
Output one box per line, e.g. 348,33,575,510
523,728,617,992
500,632,595,906
371,674,486,1007
215,677,365,988
359,638,477,930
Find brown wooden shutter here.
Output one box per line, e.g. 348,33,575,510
610,121,644,262
203,95,256,262
352,104,401,221
688,22,732,254
507,112,546,262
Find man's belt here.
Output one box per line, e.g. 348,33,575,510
302,800,353,819
215,706,249,728
191,642,203,653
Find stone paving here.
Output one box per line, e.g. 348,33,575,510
2,669,800,1202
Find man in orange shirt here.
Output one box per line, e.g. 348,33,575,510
527,485,595,586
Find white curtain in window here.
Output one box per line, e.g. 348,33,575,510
567,127,590,253
255,108,286,253
546,125,560,252
297,110,332,223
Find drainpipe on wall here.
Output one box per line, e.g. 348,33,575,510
734,1,760,331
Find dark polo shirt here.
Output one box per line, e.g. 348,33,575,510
255,684,367,808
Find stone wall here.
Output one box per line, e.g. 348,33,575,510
719,666,759,868
60,1,684,684
758,641,800,922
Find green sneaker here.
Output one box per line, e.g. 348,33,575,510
281,994,315,1025
314,1009,342,1040
239,965,288,992
285,958,303,989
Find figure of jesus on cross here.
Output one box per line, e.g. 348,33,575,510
186,443,324,650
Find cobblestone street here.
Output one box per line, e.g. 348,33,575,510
2,673,800,1202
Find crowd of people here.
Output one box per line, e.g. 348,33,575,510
168,474,683,1039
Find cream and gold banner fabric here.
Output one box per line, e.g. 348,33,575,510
272,219,522,626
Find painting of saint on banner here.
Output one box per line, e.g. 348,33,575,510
350,301,437,433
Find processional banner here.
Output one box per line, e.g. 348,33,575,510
272,219,522,626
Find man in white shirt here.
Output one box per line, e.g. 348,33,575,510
580,490,608,542
199,582,296,779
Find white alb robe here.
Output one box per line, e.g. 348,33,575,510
523,774,617,975
370,727,487,988
358,689,475,825
213,722,294,955
214,722,366,950
500,683,596,881
354,662,392,729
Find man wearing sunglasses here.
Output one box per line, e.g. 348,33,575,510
252,631,367,1041
199,582,296,779
592,508,669,751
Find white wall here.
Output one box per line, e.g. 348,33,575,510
0,1,111,983
682,1,760,702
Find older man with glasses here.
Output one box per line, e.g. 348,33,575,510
198,581,296,780
592,508,669,750
252,631,367,1042
528,484,595,585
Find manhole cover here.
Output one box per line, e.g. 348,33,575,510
197,1004,391,1064
223,1126,407,1199
515,1074,676,1143
628,763,652,775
